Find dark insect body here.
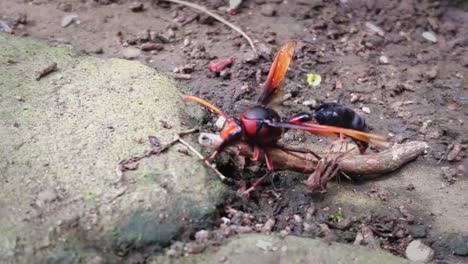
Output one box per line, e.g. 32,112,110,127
239,106,283,145
183,40,388,172
289,103,372,153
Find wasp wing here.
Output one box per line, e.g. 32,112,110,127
268,121,389,149
257,40,297,106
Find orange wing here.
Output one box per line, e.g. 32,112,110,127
257,40,297,106
183,95,232,122
268,121,389,149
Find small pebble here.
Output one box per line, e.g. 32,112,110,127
129,1,144,12
350,93,360,103
0,20,13,33
293,214,302,223
422,31,438,43
408,225,427,238
457,165,467,177
365,22,385,37
261,218,275,233
447,144,462,161
121,47,141,59
86,255,106,264
280,229,289,237
426,66,438,80
166,248,177,257
450,236,468,256
185,242,206,254
303,99,317,108
379,55,389,64
140,43,163,51
260,4,276,17
362,106,371,114
195,230,209,243
232,225,252,234
183,37,191,47
220,69,231,79
228,0,243,12
91,47,104,54
405,240,434,263
61,14,79,27
282,93,292,102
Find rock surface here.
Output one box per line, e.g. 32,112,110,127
149,234,411,264
0,33,226,262
405,240,434,263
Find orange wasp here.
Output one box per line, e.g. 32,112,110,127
183,41,387,190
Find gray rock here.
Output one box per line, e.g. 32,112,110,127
61,14,79,27
365,22,385,37
379,55,389,64
129,1,144,12
303,99,317,108
361,106,371,114
149,234,410,264
422,31,438,43
0,34,225,262
228,0,243,11
408,225,427,238
405,240,434,263
450,236,468,256
260,4,276,17
121,47,141,59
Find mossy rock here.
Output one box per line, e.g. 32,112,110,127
0,33,226,263
149,234,410,264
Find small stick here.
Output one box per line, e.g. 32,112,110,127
198,132,428,177
165,0,257,55
181,14,199,26
35,62,57,80
117,128,231,184
172,73,192,80
117,128,198,175
177,137,232,183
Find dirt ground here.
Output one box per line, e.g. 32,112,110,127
1,0,467,262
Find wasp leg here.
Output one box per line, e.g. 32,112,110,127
239,174,268,197
264,152,274,171
327,133,352,153
251,145,260,161
204,150,219,161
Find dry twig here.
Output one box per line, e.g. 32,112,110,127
198,132,428,177
165,0,257,55
177,137,231,182
117,128,230,183
35,62,57,80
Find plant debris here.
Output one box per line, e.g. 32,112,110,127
306,73,322,87
198,132,428,189
208,57,234,73
35,62,57,80
0,20,13,33
165,0,257,55
117,128,230,183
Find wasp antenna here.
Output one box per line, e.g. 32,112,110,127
183,95,232,122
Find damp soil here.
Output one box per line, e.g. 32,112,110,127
1,0,467,262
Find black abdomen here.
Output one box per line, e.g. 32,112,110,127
314,103,369,132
